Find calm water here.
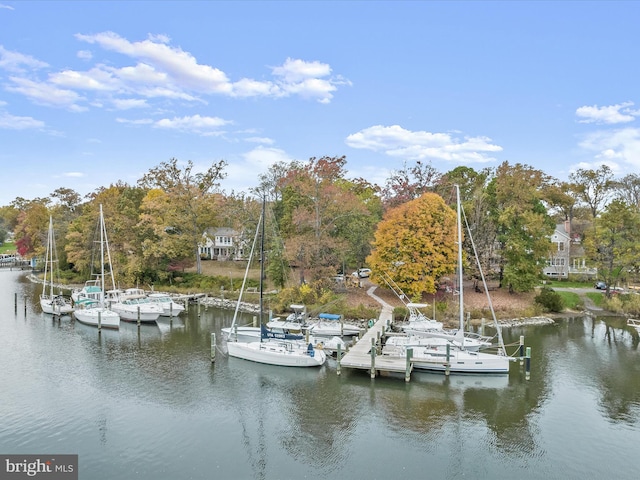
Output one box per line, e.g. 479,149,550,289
1,269,639,480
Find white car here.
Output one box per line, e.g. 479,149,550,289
351,268,371,278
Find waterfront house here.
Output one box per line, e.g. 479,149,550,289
544,220,596,279
199,227,245,260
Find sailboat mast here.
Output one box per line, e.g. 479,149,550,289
456,185,465,338
259,196,266,336
99,204,105,304
44,216,52,297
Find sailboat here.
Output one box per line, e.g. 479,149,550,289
384,185,510,374
380,271,492,350
73,204,120,329
39,216,74,315
225,199,326,367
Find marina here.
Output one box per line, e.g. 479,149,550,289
1,269,640,479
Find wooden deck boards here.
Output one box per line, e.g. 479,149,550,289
340,286,412,376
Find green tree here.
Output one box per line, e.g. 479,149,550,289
584,199,640,292
569,164,615,220
278,156,370,283
489,162,555,293
138,158,227,275
367,192,457,300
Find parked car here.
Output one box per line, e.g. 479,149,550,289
351,268,372,278
594,281,607,290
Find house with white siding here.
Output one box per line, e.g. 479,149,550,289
544,221,596,279
198,227,247,260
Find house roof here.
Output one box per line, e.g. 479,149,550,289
204,227,238,237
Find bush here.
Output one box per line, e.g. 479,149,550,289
534,287,564,313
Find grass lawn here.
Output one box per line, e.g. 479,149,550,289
555,290,583,310
0,241,16,255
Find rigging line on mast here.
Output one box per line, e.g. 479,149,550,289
459,195,507,356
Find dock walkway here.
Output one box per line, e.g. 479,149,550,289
340,286,412,377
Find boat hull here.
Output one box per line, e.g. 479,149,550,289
74,308,120,329
40,295,74,315
110,305,161,323
227,340,326,367
410,347,510,374
147,294,185,317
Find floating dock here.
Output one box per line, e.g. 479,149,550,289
339,286,413,379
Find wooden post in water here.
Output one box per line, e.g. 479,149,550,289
24,295,27,316
98,311,102,331
445,343,451,376
15,292,17,313
481,318,485,336
525,346,531,380
211,333,216,363
370,337,376,379
336,343,342,376
137,306,141,327
405,347,413,382
253,315,258,327
519,335,525,365
197,298,201,317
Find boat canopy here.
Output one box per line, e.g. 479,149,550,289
318,313,341,321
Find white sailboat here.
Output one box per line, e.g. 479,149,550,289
147,292,185,317
73,205,120,329
39,216,74,315
105,288,163,323
381,271,493,350
386,186,510,374
225,200,326,367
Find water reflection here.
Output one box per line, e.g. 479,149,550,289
2,270,640,480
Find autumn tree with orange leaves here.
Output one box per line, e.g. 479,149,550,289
367,192,457,300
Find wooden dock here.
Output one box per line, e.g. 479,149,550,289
340,286,413,379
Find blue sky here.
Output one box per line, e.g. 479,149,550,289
1,1,639,206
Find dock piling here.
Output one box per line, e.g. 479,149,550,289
211,333,216,363
445,343,451,376
370,337,376,379
525,346,531,380
405,348,413,382
336,343,342,376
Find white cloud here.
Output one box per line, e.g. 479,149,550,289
0,3,15,10
154,114,231,135
0,46,48,73
243,146,292,169
7,76,86,110
576,102,638,124
116,117,154,125
2,31,348,122
345,125,502,163
577,127,640,172
0,111,45,129
111,98,148,110
245,136,275,145
62,172,85,178
77,50,92,61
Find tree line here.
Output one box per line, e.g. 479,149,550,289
1,157,638,299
